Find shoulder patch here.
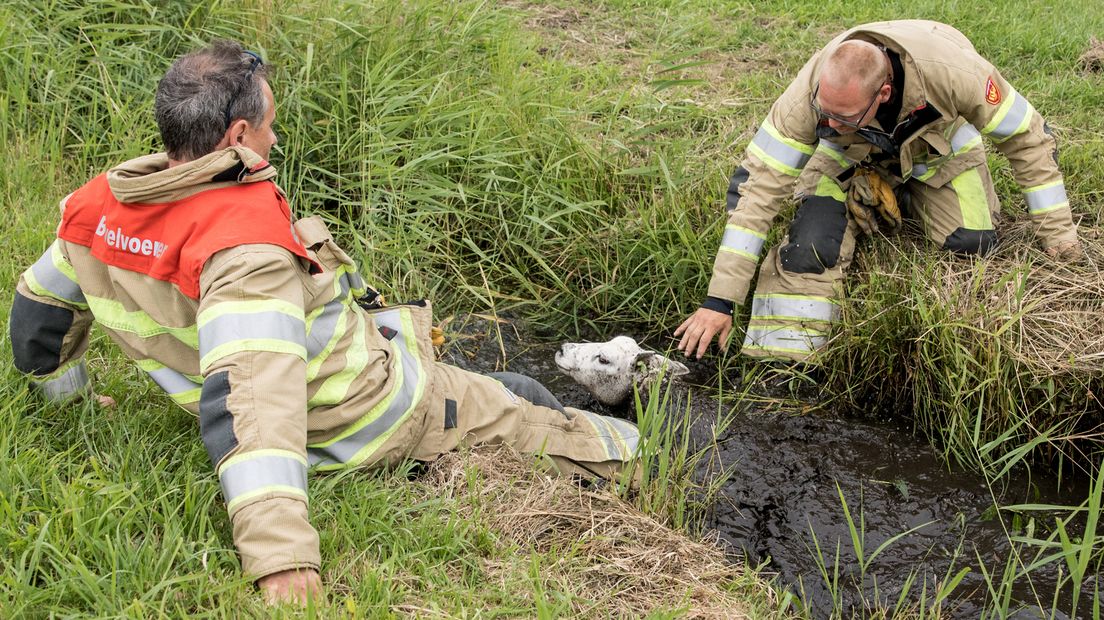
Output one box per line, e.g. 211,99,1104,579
985,78,1002,105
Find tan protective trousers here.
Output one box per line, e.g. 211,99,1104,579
744,161,999,362
409,363,640,479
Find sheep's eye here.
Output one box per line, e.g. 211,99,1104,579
596,355,610,365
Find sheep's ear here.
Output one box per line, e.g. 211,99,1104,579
634,350,689,382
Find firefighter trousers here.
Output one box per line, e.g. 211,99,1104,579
743,161,999,362
409,364,640,479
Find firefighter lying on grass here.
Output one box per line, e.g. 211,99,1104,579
9,40,640,606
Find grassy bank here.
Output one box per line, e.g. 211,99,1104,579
2,0,1102,616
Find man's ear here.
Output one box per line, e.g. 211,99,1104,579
227,118,250,145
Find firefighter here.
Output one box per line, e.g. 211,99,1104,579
675,20,1082,362
9,40,640,605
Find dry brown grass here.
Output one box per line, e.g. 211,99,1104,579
1079,37,1104,73
410,446,779,619
858,218,1104,378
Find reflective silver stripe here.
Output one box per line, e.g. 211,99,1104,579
199,311,306,353
308,308,422,467
986,93,1031,140
306,300,344,360
1025,183,1068,214
950,123,981,152
819,139,846,153
743,326,827,352
911,163,928,179
578,410,622,461
751,126,813,171
605,415,640,458
344,271,366,294
219,454,308,505
30,246,85,305
146,366,201,396
720,226,766,258
37,362,89,403
750,295,839,322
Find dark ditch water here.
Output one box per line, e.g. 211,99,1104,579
439,314,1091,618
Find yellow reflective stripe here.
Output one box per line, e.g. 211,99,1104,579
816,141,851,168
343,310,427,465
747,122,814,177
815,175,847,201
1023,181,1069,215
23,243,89,308
225,485,308,514
52,243,79,283
950,168,993,230
743,325,828,354
197,299,304,328
87,296,199,348
308,310,372,407
309,308,428,470
949,124,983,154
306,304,349,382
719,225,766,261
750,293,839,322
200,339,307,372
981,91,1034,142
219,448,308,471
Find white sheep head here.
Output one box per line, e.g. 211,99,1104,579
554,336,690,406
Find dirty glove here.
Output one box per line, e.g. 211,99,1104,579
848,168,901,235
1044,239,1084,262
430,326,445,347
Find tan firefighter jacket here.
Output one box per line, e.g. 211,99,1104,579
708,19,1078,305
11,147,439,579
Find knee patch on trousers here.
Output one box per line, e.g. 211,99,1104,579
941,227,998,256
780,195,848,274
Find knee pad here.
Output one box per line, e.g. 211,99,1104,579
941,227,998,256
779,195,848,274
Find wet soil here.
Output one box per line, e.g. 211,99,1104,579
438,314,1090,618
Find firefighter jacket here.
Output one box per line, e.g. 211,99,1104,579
10,146,440,579
707,19,1078,306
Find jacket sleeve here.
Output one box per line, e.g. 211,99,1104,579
949,57,1077,248
10,240,95,402
706,63,821,305
197,244,319,580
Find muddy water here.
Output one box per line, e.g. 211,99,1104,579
439,315,1087,618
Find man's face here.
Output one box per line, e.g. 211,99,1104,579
814,78,887,135
239,80,278,160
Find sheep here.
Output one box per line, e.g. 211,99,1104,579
554,336,691,408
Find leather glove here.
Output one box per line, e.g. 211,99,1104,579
1044,239,1084,262
848,168,902,235
430,326,445,347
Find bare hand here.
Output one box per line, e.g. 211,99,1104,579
257,568,324,606
674,308,733,360
1044,239,1084,262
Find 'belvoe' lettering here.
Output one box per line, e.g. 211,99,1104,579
95,216,167,258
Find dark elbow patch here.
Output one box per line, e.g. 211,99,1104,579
779,195,848,274
725,167,751,213
942,228,998,256
10,293,73,374
199,371,238,467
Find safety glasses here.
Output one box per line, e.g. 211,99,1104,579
809,80,886,130
223,50,264,129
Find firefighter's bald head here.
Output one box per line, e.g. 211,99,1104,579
820,40,888,96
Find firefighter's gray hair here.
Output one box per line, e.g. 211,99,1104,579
154,40,270,161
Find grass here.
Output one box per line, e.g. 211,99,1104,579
2,0,1104,616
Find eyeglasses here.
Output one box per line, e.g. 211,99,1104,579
223,50,264,129
809,80,886,130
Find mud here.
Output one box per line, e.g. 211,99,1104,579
438,314,1090,618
